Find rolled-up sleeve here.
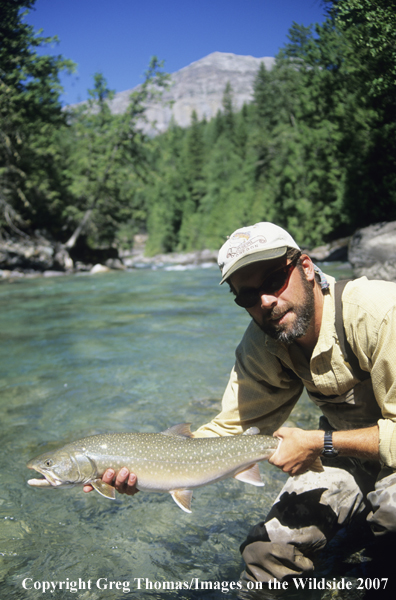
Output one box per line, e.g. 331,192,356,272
194,322,303,438
344,279,396,468
370,307,396,467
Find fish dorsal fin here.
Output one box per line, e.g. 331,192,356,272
234,463,264,487
161,423,193,438
91,479,116,500
243,427,260,435
170,489,193,513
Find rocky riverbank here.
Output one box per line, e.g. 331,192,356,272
0,233,218,280
2,222,396,282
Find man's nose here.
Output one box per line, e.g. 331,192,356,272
259,292,277,310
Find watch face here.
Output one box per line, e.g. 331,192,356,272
323,449,339,457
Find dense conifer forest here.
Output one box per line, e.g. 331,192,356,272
1,0,395,259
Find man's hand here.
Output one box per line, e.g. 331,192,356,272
269,427,323,476
83,468,138,496
269,424,380,476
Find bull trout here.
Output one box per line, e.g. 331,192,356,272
27,424,321,512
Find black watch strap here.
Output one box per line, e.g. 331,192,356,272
322,431,339,457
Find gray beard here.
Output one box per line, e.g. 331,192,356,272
256,268,315,344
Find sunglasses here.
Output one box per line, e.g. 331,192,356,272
234,256,300,308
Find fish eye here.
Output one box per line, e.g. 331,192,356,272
45,459,53,467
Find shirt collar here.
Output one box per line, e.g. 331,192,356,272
312,274,337,359
313,263,330,291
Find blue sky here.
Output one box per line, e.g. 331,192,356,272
25,0,327,106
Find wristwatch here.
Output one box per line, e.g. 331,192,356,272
322,431,339,457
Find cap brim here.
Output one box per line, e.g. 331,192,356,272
220,247,287,284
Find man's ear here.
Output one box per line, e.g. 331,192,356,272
300,254,315,282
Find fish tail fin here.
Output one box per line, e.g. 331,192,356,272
310,457,324,473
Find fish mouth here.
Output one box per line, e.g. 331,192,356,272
27,465,64,487
27,477,53,487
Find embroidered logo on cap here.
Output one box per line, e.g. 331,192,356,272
226,235,267,259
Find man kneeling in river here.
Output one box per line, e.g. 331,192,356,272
85,222,396,588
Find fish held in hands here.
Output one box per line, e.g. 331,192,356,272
27,424,321,513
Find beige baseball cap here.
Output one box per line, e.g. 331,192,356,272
218,222,300,284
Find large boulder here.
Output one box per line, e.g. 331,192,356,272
0,237,70,272
0,232,74,275
349,221,396,281
309,237,350,262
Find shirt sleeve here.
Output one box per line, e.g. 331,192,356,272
370,305,396,468
194,321,303,438
344,278,396,468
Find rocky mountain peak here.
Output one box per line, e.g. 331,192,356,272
108,52,275,133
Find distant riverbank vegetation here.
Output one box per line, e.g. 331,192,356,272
1,0,395,260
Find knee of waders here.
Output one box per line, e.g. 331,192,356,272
241,541,314,583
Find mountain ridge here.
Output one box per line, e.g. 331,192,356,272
108,51,275,133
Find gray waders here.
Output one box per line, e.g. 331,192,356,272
241,451,396,584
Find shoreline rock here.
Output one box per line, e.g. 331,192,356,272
309,237,350,263
349,222,396,282
0,235,72,273
119,247,218,269
4,221,395,282
0,234,219,280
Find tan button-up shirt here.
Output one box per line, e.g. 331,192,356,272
195,276,396,469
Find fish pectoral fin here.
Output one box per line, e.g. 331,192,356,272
310,457,324,473
90,479,116,500
170,489,193,513
234,463,264,487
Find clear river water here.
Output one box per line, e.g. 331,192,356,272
1,261,367,600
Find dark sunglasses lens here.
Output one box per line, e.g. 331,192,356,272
234,265,292,308
234,293,258,308
265,268,289,294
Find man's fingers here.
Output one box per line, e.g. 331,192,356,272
114,469,138,496
83,469,138,496
114,468,129,487
103,468,116,483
